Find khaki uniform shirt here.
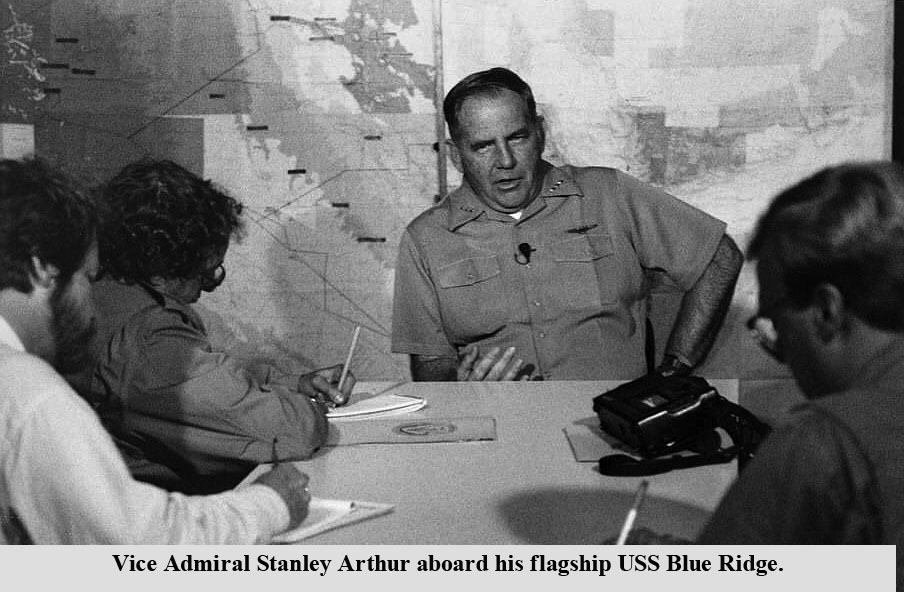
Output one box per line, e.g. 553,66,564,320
391,162,725,380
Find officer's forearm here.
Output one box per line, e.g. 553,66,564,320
664,234,743,368
410,354,458,382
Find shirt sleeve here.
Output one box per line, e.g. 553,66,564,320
5,359,290,544
100,308,328,474
615,170,726,291
391,227,458,356
698,408,879,544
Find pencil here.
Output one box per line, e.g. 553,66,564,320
615,480,649,545
337,325,361,392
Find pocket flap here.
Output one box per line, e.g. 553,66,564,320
550,233,614,262
436,255,501,288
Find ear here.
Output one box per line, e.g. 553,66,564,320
446,139,463,173
809,283,846,343
30,255,60,290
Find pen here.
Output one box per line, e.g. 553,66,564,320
337,325,361,393
615,480,649,545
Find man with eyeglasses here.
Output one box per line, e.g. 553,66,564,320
695,162,904,576
70,159,355,494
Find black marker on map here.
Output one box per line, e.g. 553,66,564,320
331,202,350,208
246,125,269,131
269,15,290,21
43,88,62,95
357,237,387,243
310,36,335,41
71,68,96,75
364,135,382,140
55,37,79,43
287,168,306,175
209,93,226,99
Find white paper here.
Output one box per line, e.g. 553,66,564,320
327,392,426,420
272,497,394,543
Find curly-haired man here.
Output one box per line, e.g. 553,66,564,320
75,159,354,494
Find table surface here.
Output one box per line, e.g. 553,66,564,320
266,379,739,545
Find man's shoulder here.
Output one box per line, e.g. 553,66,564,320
95,278,198,330
94,279,156,318
557,163,625,184
555,164,652,204
403,195,456,236
775,400,871,457
0,345,72,408
0,345,54,378
805,386,904,448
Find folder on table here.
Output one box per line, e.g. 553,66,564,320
326,415,497,446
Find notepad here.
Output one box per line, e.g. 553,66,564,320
326,391,426,420
272,497,395,543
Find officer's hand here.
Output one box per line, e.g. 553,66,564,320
457,346,525,381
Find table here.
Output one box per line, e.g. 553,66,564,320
269,379,738,544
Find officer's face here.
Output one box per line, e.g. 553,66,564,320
448,89,545,213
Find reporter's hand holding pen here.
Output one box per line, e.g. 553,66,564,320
260,325,363,533
297,325,360,407
256,438,313,529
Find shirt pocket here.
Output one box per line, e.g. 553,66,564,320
436,255,501,288
434,255,505,342
548,232,617,306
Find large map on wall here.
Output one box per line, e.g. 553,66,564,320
2,0,890,380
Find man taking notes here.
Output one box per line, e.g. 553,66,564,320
392,67,742,381
72,159,355,494
0,157,310,543
697,162,904,583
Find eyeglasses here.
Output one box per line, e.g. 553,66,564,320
746,299,789,362
200,264,226,292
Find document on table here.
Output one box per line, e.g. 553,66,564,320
272,497,394,543
326,391,426,420
563,424,624,462
326,415,497,446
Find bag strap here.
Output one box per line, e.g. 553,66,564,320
599,448,736,476
598,394,771,476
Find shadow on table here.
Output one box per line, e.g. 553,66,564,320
498,487,711,544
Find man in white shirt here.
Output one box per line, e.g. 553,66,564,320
0,157,310,543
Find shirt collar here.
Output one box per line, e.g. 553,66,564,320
0,314,26,352
446,161,583,231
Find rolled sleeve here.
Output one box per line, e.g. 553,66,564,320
616,170,725,291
